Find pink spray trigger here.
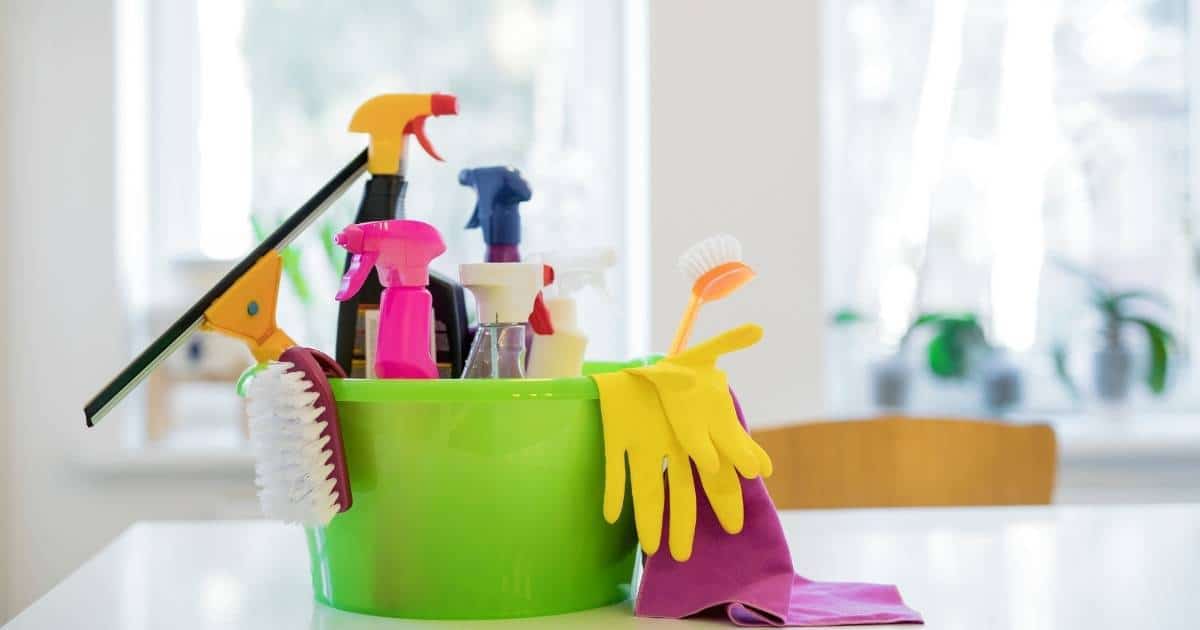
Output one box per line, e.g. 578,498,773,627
336,250,380,301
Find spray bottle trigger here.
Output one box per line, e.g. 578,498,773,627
336,251,380,301
406,116,443,162
529,264,556,335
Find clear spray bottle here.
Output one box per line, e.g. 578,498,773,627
459,263,545,378
526,248,617,378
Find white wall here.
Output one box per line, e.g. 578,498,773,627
1,0,256,618
0,0,10,617
647,0,824,427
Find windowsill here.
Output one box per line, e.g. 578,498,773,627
819,408,1200,466
80,446,255,478
1045,412,1200,464
85,411,1200,477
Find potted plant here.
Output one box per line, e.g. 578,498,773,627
903,312,1022,414
1052,262,1177,404
829,308,910,409
830,309,1022,413
902,312,987,380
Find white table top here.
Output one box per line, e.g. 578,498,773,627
6,504,1200,629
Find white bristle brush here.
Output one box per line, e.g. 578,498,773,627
669,234,757,355
245,347,351,526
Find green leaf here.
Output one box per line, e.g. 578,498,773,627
927,330,958,378
319,219,344,275
1051,255,1110,293
1109,290,1170,310
1052,342,1079,399
900,312,943,347
830,307,865,326
250,214,269,243
1125,317,1176,395
280,247,312,305
252,212,310,304
911,312,945,327
925,316,986,379
1092,294,1119,316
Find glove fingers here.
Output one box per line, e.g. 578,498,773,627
673,424,721,476
751,438,774,478
629,452,666,556
711,414,763,479
672,324,763,366
666,455,698,562
697,460,744,534
628,363,695,392
631,367,722,475
602,446,628,524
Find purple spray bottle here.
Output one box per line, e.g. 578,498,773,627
461,166,531,263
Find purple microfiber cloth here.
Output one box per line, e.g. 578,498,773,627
634,391,923,627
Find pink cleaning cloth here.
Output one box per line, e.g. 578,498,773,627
634,392,923,627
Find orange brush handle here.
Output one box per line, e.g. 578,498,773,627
668,294,703,356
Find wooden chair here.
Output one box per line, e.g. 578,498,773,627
752,416,1057,509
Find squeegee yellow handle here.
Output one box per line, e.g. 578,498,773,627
667,294,702,357
200,251,295,362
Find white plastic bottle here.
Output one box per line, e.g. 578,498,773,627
526,248,616,378
459,263,545,379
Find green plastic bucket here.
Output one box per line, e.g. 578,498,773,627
305,361,642,619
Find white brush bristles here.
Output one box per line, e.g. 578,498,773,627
678,234,743,282
245,361,340,526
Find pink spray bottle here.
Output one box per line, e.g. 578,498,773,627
334,220,446,379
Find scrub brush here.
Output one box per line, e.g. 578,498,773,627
245,346,352,526
668,234,756,355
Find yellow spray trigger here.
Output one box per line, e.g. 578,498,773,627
201,251,295,363
349,93,458,174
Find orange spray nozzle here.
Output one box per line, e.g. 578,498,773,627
350,93,459,174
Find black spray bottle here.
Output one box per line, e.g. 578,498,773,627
335,93,470,377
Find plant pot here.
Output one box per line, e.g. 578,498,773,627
870,355,910,409
980,353,1022,414
1094,341,1133,403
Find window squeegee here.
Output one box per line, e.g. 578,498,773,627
83,151,368,427
85,93,458,427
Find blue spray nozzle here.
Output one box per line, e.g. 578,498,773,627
461,166,531,246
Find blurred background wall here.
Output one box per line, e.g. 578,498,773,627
0,0,10,613
647,0,824,431
1,0,253,618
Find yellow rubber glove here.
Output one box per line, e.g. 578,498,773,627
630,324,774,481
592,366,700,561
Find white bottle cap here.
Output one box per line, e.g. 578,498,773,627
538,247,617,298
460,263,544,325
544,296,578,331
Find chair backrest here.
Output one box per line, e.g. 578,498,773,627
752,416,1057,509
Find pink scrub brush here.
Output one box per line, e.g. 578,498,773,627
245,347,351,526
